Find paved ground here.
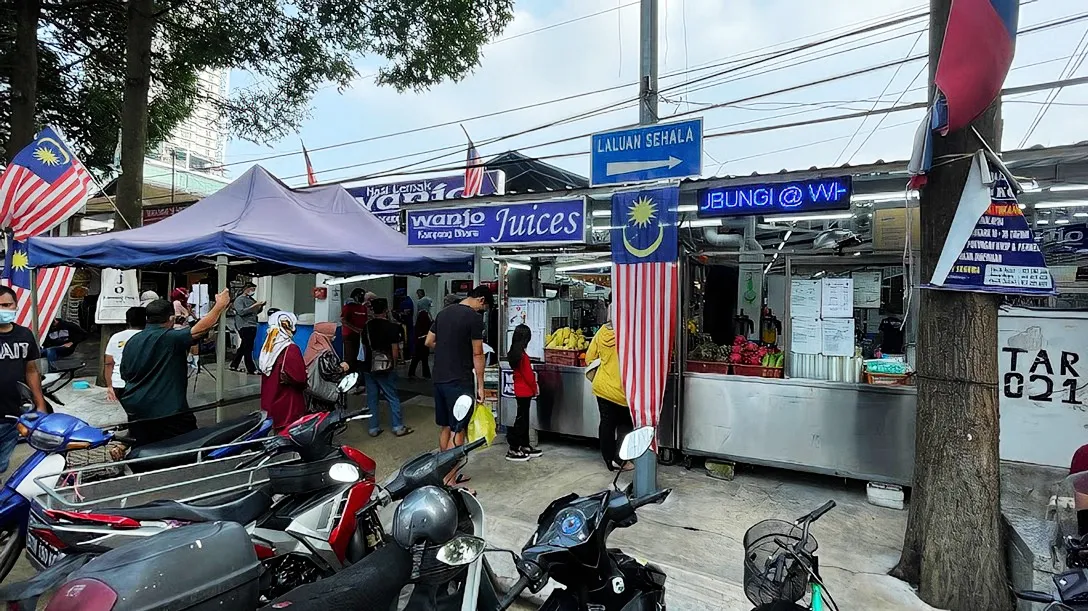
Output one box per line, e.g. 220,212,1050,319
4,374,937,610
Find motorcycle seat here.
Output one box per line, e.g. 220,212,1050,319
99,486,274,525
127,412,265,472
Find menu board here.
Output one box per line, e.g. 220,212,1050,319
507,298,547,359
790,280,822,318
852,271,882,308
820,278,853,318
821,318,856,357
790,318,822,354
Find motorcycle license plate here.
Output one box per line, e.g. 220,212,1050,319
26,532,61,568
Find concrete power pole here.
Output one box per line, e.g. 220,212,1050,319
633,0,660,498
892,0,1009,608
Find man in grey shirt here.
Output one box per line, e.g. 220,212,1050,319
230,282,265,374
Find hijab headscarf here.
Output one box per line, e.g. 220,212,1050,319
304,321,337,367
259,311,298,375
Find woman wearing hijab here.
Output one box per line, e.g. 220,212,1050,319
259,311,308,430
303,322,350,411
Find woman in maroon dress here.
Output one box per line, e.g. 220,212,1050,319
258,311,307,430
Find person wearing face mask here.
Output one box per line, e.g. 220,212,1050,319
230,282,265,375
0,286,47,472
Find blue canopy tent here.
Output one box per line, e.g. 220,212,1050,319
27,165,472,405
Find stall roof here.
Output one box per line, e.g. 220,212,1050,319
28,165,473,275
488,151,589,192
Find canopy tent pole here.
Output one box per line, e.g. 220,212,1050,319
29,269,39,341
215,255,227,419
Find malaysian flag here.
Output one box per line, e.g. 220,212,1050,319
611,187,679,439
301,140,318,186
462,127,484,198
0,126,93,241
1,239,74,339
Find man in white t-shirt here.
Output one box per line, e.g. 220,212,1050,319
104,307,146,402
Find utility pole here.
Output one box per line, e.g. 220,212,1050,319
633,0,659,498
891,1,1009,609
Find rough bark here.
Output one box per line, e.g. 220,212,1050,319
5,0,42,162
892,1,1011,609
115,0,155,230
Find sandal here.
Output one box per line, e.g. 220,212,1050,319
369,429,384,438
394,427,414,437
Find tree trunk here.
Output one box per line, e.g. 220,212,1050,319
115,0,155,230
893,1,1010,609
99,0,154,387
5,0,42,163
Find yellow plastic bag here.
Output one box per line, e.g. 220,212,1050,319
467,402,497,446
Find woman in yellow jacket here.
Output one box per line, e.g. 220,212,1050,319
586,319,634,472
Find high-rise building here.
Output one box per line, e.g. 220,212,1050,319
146,68,230,175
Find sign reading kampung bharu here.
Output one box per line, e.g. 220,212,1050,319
697,176,852,218
405,198,586,247
347,170,505,230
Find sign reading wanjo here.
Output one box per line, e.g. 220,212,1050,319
698,176,852,218
406,198,586,247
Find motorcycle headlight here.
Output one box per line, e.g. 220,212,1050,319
328,462,360,483
28,429,65,452
436,535,485,567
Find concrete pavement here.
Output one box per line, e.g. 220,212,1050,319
4,380,937,609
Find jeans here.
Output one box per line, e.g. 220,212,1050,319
365,370,404,433
596,397,633,470
0,423,19,473
231,326,257,373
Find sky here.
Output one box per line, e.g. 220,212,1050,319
223,0,1088,190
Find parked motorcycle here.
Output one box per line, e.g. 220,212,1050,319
0,383,272,582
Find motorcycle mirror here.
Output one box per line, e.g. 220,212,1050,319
618,427,655,462
436,535,486,567
452,395,474,422
338,372,360,393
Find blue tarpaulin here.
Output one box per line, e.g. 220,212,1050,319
27,166,472,275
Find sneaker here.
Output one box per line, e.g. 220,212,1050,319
505,450,530,462
522,446,543,458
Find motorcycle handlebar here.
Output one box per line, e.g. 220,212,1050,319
630,488,671,510
462,437,487,454
497,575,531,611
1014,590,1056,603
804,500,836,524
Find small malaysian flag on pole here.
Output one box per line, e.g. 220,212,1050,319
0,126,93,241
301,140,318,186
1,238,74,339
461,125,484,198
610,187,680,443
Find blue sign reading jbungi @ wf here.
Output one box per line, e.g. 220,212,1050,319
697,176,853,218
406,198,586,247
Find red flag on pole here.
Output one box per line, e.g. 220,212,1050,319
301,140,318,186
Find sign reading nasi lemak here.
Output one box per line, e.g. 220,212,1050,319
347,170,505,230
697,176,853,218
406,198,586,247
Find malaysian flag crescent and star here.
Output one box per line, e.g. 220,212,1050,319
0,126,93,240
610,186,679,440
908,0,1018,187
1,239,74,339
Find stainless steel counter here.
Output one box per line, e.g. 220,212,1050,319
498,362,679,445
681,373,916,485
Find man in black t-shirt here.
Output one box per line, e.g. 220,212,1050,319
426,286,491,460
363,299,410,437
0,286,47,472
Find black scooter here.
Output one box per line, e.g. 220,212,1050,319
441,427,670,611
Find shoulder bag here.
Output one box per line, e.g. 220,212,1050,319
366,321,393,373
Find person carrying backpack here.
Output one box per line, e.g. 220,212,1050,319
303,322,350,411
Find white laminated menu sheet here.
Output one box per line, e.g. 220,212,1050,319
821,318,856,356
790,318,822,354
506,298,547,359
820,278,853,318
789,280,822,319
852,271,882,308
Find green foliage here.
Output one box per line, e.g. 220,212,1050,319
0,0,514,170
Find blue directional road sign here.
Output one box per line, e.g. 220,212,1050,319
590,118,703,187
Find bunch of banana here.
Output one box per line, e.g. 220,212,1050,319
545,327,589,351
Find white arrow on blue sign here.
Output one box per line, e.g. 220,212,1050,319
590,118,703,187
